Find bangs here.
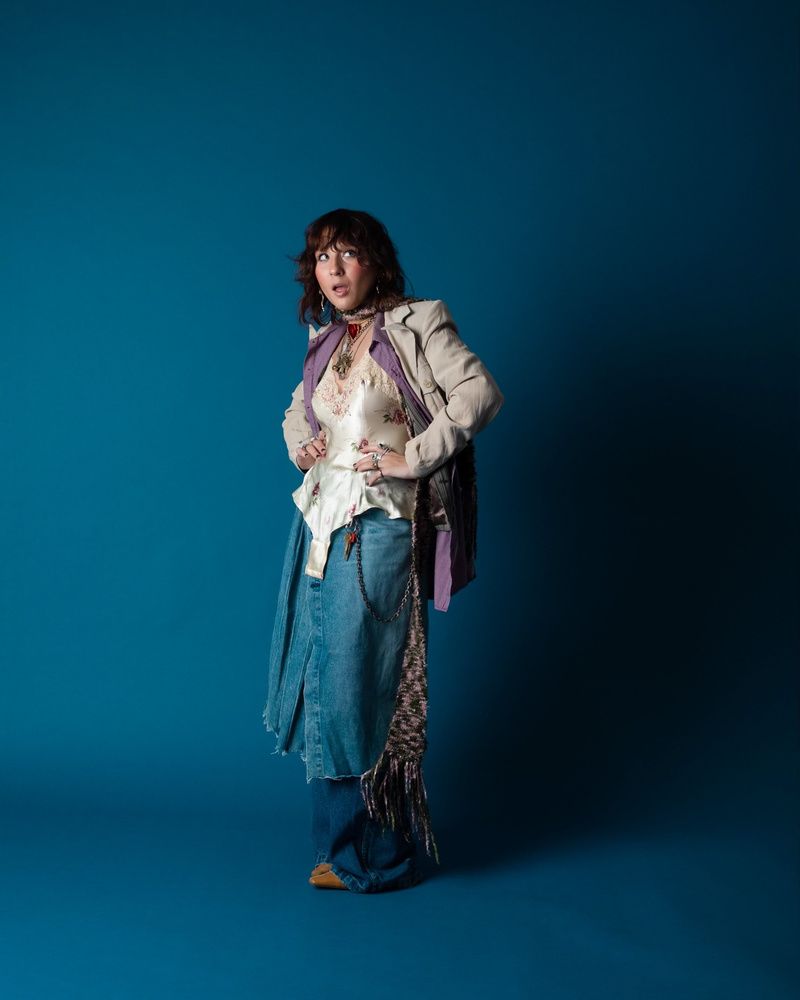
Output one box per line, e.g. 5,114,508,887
310,219,369,255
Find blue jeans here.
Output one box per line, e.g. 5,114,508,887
311,775,424,893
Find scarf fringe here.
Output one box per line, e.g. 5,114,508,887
360,751,441,865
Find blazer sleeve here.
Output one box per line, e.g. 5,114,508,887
403,300,504,477
282,378,313,470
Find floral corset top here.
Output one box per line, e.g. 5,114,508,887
292,348,417,579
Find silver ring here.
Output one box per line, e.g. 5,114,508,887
371,452,380,468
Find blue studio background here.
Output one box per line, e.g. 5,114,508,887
2,2,797,999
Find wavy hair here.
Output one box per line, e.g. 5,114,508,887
290,208,414,326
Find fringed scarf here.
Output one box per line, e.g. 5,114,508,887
359,461,440,863
358,401,479,867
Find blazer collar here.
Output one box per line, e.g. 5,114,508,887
382,300,414,330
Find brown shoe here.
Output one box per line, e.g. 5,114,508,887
309,869,348,890
310,862,333,877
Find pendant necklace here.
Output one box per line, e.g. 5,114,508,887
331,316,373,379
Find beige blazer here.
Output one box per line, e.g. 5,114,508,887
282,298,504,477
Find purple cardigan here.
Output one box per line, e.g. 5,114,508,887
300,311,473,612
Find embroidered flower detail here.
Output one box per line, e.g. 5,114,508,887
383,407,405,425
347,502,356,518
310,482,321,506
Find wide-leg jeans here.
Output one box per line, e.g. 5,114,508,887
311,775,424,893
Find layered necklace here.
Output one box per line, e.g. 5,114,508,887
331,315,374,378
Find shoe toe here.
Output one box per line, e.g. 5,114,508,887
309,869,348,890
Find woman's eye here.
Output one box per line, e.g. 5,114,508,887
317,248,357,261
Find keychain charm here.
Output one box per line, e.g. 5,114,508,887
343,521,357,560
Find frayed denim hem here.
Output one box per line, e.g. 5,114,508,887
263,718,379,785
327,863,424,894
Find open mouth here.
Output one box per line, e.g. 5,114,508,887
332,284,349,295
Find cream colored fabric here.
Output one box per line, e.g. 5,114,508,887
282,299,505,479
292,350,416,579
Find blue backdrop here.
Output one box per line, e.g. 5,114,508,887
2,2,797,998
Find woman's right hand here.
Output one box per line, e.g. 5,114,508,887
296,430,327,471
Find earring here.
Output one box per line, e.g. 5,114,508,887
319,289,329,322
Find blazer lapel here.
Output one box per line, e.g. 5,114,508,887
302,319,346,434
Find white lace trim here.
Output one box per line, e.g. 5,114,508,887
314,352,403,421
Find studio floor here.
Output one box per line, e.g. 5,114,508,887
2,799,796,1000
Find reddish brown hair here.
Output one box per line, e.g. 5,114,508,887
290,208,413,325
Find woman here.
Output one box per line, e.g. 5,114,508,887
263,208,503,893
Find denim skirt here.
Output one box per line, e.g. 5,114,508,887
263,505,427,782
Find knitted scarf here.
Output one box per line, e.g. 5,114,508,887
358,405,479,870
359,431,439,863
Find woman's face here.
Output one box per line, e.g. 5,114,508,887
314,240,375,313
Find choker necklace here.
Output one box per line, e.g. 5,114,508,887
333,293,424,324
336,304,377,321
331,316,374,378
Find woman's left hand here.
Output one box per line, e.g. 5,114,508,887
353,441,415,486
